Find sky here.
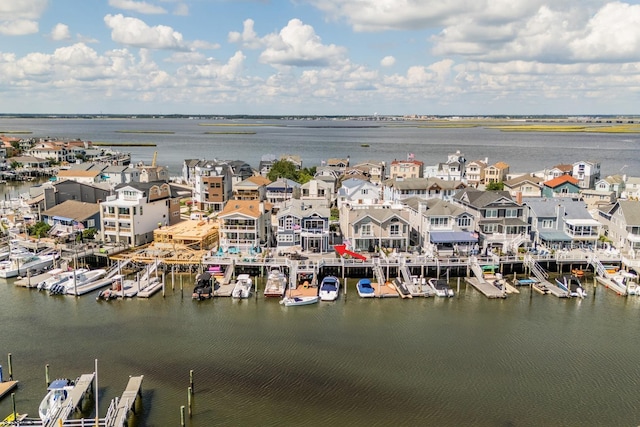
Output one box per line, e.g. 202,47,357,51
1,0,640,116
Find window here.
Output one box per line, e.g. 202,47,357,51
360,224,372,236
430,217,448,227
458,217,472,228
390,224,400,236
483,224,498,233
87,219,95,227
505,208,518,218
541,219,553,228
485,209,498,218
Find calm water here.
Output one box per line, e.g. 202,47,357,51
0,117,638,177
1,120,640,425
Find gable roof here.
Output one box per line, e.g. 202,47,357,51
504,175,543,187
219,200,271,218
523,197,592,220
544,175,579,188
42,200,100,221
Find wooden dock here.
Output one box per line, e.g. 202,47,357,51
464,277,507,298
0,381,18,401
544,280,570,298
596,276,627,296
105,375,143,427
42,373,95,427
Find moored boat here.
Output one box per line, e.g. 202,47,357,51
0,252,58,279
319,275,340,301
280,295,319,306
264,267,287,297
555,275,587,298
427,278,455,297
39,378,74,422
231,273,253,298
356,278,375,298
192,271,213,300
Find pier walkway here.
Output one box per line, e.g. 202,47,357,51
104,375,143,427
40,373,95,427
467,260,507,298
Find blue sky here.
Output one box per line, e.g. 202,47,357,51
2,0,640,115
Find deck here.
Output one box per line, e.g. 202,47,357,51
105,375,143,427
464,277,507,298
372,282,399,298
0,381,18,401
596,276,627,296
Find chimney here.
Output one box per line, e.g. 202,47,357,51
516,191,522,205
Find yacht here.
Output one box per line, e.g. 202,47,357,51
319,275,340,301
264,268,287,298
356,278,375,298
555,275,587,298
231,274,253,299
50,269,107,295
0,252,58,278
39,378,74,422
37,269,89,291
428,278,455,298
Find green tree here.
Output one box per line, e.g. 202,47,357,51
27,221,51,238
267,160,299,182
486,181,504,191
10,161,23,169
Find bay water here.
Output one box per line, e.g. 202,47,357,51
1,119,640,425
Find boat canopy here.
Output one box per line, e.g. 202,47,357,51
48,379,70,390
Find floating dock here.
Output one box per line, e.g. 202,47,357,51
464,277,507,298
595,276,627,296
104,375,143,427
0,381,18,401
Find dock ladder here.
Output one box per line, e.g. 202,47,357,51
588,255,608,278
524,255,549,283
372,259,386,286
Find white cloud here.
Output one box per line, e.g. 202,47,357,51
0,20,39,36
50,23,71,41
0,0,45,34
173,3,189,16
380,56,395,67
228,19,262,49
104,14,189,50
259,19,347,67
108,0,167,15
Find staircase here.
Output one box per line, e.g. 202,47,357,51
588,254,608,278
524,254,549,283
372,260,386,286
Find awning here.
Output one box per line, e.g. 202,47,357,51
539,230,573,242
430,231,478,244
52,215,73,223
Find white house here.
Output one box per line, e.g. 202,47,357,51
337,178,381,209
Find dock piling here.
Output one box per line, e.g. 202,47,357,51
189,370,194,394
7,353,12,380
45,363,50,385
11,393,16,423
188,386,192,416
180,405,186,426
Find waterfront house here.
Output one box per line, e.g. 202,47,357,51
27,143,72,163
42,200,101,239
389,159,424,179
337,178,381,209
466,159,488,187
281,154,303,171
233,175,271,201
424,150,467,182
340,204,411,252
573,160,601,189
8,155,49,169
300,179,333,205
34,180,112,211
218,200,272,251
622,176,640,200
484,161,510,184
580,189,616,211
597,200,640,256
383,177,466,203
276,200,331,253
266,178,301,204
452,188,529,253
100,181,181,247
136,163,169,183
192,160,233,213
56,169,103,184
524,197,601,250
100,165,141,186
503,174,543,198
535,164,573,181
594,174,625,198
227,160,255,186
258,154,277,177
542,175,581,198
181,159,201,186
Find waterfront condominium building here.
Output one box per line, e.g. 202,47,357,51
100,181,181,247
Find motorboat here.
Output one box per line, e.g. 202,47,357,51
231,274,253,298
356,278,375,298
97,275,137,300
192,271,213,300
264,268,287,298
319,275,340,301
280,295,319,306
50,269,107,295
612,271,639,295
427,278,455,298
555,275,587,298
39,378,74,422
0,252,58,279
37,269,89,291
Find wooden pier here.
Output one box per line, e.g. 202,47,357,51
464,277,507,298
104,375,143,427
0,381,18,401
596,276,627,296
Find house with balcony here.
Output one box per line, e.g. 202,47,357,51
340,205,411,252
100,165,141,186
42,200,102,240
525,197,601,249
192,160,233,212
227,160,255,186
351,161,386,184
337,178,381,209
452,188,529,253
218,200,272,251
233,175,271,201
27,143,73,163
597,200,640,256
466,159,488,187
56,168,104,184
100,181,181,247
594,174,625,198
389,159,424,179
580,189,616,210
622,176,640,200
533,164,573,181
266,178,301,205
504,174,543,198
542,175,581,198
300,179,333,205
424,150,467,182
573,160,601,189
484,161,510,184
383,177,466,203
276,200,330,253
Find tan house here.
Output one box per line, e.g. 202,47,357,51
340,205,411,252
484,161,510,184
466,159,487,187
503,175,543,199
389,159,424,179
218,200,272,250
56,169,103,184
233,175,271,201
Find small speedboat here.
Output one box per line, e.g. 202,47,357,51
356,278,375,298
39,378,74,422
192,272,213,300
319,276,340,301
555,275,587,298
231,274,253,298
428,278,455,297
280,295,319,306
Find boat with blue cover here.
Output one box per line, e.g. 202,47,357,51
356,278,375,298
319,275,340,301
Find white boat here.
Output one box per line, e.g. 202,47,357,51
0,252,58,278
264,268,287,297
39,378,74,422
280,295,319,306
612,271,639,295
97,275,138,300
49,269,107,295
428,278,455,297
319,275,340,301
356,278,375,298
555,275,587,298
232,274,253,298
37,268,89,291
